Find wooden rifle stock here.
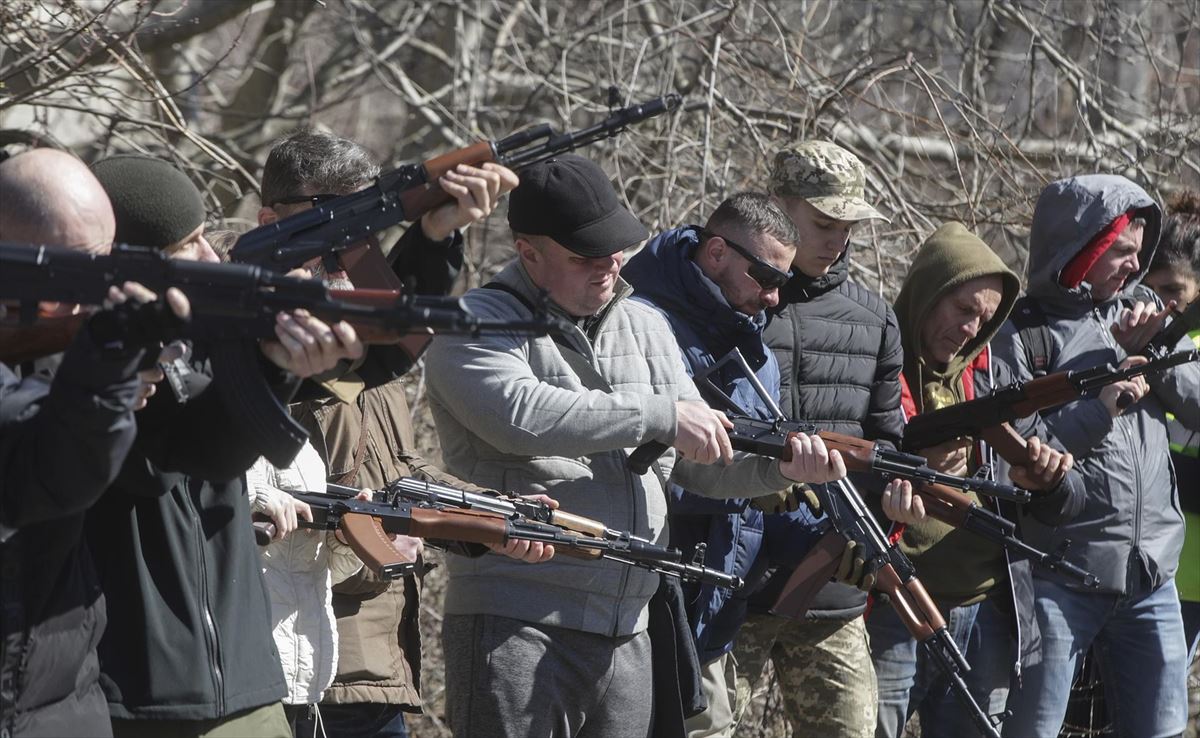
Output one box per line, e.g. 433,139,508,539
768,530,845,618
0,313,88,364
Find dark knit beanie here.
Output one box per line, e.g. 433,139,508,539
91,155,206,249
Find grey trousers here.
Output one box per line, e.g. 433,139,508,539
443,613,654,738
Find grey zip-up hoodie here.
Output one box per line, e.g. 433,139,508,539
424,260,793,637
993,175,1200,596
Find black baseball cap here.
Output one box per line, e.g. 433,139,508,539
508,154,648,257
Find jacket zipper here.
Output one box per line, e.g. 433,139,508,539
182,482,225,716
1096,307,1144,594
582,302,636,637
980,352,1023,685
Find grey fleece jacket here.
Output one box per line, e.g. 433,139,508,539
993,174,1200,596
424,261,793,637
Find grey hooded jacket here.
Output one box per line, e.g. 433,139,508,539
993,175,1200,596
424,260,794,637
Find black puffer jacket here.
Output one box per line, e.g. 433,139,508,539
1,326,146,737
755,251,905,619
85,350,296,721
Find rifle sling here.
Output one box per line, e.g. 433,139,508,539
481,282,672,489
333,395,372,487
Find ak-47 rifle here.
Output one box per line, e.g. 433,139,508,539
626,348,1030,504
628,418,1030,501
230,93,682,275
778,478,1003,738
627,348,1097,586
902,344,1199,455
254,483,742,590
0,242,568,466
364,477,741,585
908,478,1098,588
637,414,1097,588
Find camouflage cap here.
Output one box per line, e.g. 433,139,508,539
768,141,888,223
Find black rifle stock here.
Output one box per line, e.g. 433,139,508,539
230,94,682,274
628,415,1031,503
772,479,1002,738
0,242,568,466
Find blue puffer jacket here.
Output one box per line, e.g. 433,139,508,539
624,225,823,663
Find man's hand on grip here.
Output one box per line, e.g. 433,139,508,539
880,479,925,525
1008,436,1074,492
1099,356,1150,417
833,540,876,592
673,401,734,465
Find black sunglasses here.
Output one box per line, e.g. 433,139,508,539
701,229,792,290
271,193,340,207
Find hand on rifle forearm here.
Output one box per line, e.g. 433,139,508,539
1008,436,1074,492
421,163,520,241
833,540,876,592
881,479,925,524
1111,299,1176,354
485,494,558,563
917,438,971,477
673,401,734,465
778,434,846,484
1099,356,1150,417
260,309,364,378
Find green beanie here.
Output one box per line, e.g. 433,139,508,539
91,155,206,249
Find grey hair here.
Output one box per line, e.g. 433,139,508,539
704,191,800,248
261,129,381,206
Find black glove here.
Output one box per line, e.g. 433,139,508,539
832,539,877,592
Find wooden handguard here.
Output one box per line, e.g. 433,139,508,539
874,563,945,642
549,510,608,538
405,506,509,546
913,482,975,527
777,430,879,474
1010,373,1076,418
768,530,845,619
398,142,495,221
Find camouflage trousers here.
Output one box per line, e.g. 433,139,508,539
731,613,877,738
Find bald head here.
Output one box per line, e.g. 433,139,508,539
0,149,115,253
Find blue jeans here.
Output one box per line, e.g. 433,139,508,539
868,595,1013,738
314,704,409,738
1181,599,1200,664
1002,578,1188,738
